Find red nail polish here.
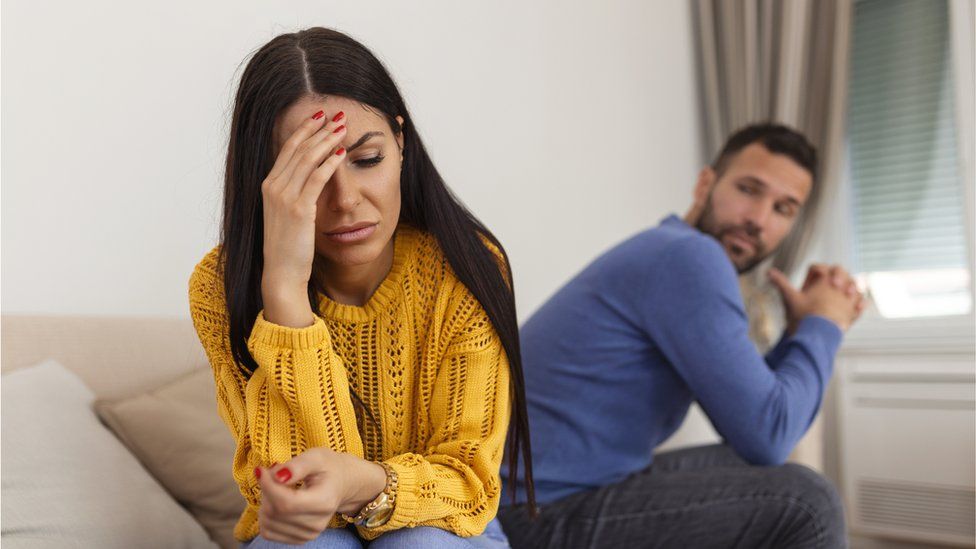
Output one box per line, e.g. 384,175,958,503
312,110,325,120
254,467,262,479
335,147,346,156
275,468,292,483
333,124,345,133
332,111,345,122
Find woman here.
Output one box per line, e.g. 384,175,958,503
188,27,536,548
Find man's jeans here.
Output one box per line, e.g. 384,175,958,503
498,444,847,549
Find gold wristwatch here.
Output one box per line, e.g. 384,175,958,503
342,462,398,528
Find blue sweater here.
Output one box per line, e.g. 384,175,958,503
502,214,842,505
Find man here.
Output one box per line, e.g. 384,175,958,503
498,124,864,548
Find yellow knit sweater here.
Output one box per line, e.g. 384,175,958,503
188,225,510,542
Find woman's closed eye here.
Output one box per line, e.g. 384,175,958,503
352,154,385,168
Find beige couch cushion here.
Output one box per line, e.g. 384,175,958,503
1,315,208,400
1,360,217,548
95,367,243,549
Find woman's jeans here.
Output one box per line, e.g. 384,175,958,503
241,517,509,548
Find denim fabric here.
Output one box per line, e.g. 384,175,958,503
498,444,847,549
240,517,510,548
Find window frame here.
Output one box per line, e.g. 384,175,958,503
816,0,975,352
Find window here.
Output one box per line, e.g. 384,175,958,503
847,0,973,319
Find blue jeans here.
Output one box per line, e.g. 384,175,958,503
241,517,509,548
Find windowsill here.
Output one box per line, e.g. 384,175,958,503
839,313,975,355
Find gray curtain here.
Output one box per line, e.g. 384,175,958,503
693,0,853,349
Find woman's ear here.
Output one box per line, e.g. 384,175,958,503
395,116,405,155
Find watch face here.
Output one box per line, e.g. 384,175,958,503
364,502,394,528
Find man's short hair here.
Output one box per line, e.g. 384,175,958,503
711,123,819,183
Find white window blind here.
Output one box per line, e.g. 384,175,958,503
848,0,972,318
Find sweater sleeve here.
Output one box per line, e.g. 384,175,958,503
187,248,363,538
641,236,843,465
764,330,792,366
359,290,510,539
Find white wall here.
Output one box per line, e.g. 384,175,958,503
1,0,703,319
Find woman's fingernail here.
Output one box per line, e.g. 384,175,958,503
332,111,345,122
335,147,346,156
312,110,325,120
254,467,262,479
275,468,292,483
333,124,345,133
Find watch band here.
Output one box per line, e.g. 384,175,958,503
341,461,398,528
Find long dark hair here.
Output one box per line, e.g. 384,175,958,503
219,27,536,513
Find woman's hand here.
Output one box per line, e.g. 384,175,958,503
254,447,387,545
260,110,348,327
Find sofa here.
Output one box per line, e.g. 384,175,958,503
1,314,828,549
1,314,244,548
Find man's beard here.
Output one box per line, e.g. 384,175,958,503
695,197,769,274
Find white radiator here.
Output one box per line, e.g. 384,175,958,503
838,350,976,547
